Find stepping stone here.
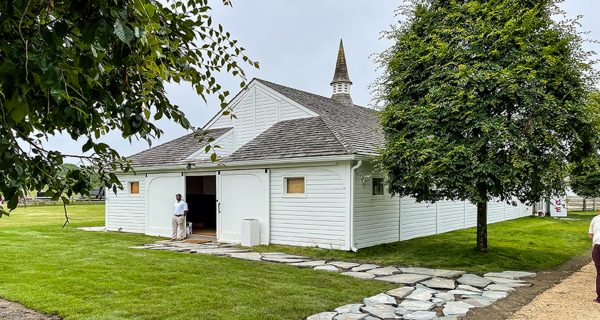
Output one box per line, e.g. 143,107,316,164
431,298,445,307
290,260,328,268
485,284,515,292
366,266,399,276
307,312,337,320
457,274,492,288
352,264,380,272
457,284,482,293
362,316,380,320
399,300,435,311
442,301,475,316
333,313,368,320
405,288,433,301
191,248,248,255
482,290,508,300
415,284,439,293
361,304,399,319
387,286,415,299
421,278,455,290
341,272,376,280
447,289,481,296
328,261,361,269
463,296,495,307
335,304,364,314
364,293,397,306
439,317,461,320
229,252,263,261
262,253,308,259
434,292,455,302
399,267,465,278
314,265,339,272
375,274,431,285
404,311,438,320
484,271,536,279
395,306,411,315
484,276,526,284
261,256,307,263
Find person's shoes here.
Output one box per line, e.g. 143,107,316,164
593,298,600,303
170,238,177,241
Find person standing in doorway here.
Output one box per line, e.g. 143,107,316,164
172,194,188,241
589,210,600,303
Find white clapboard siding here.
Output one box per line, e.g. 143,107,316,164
106,175,146,233
353,163,400,249
436,200,466,233
203,83,316,156
352,162,533,246
400,197,437,241
194,130,236,160
270,164,349,250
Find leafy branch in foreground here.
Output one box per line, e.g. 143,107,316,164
0,0,258,218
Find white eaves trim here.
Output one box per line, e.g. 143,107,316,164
128,154,372,173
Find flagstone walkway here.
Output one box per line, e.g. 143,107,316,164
133,241,536,320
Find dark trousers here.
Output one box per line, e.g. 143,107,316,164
594,245,600,300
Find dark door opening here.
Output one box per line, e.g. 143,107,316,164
185,175,217,236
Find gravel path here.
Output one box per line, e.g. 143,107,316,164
0,298,60,320
509,262,600,320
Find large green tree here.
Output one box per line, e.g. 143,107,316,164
0,0,257,216
570,91,600,199
377,0,598,252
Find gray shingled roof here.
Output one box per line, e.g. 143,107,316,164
228,117,347,161
256,79,384,155
127,127,232,167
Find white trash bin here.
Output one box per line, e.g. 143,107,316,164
241,219,260,247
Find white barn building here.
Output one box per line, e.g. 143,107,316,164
106,40,530,250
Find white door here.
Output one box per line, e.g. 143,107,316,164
146,174,185,237
218,170,269,244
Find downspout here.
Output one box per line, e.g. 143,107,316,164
349,160,363,252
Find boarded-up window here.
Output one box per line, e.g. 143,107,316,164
285,177,305,194
372,178,384,196
130,181,140,194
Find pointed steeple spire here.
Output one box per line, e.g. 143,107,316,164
331,39,353,105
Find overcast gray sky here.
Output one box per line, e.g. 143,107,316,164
47,1,600,160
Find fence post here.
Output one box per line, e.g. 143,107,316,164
583,198,587,212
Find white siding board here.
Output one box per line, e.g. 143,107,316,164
106,175,147,233
353,162,400,249
270,164,349,250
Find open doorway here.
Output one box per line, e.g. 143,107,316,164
185,175,217,236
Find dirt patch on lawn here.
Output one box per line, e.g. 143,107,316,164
0,298,61,320
463,253,593,320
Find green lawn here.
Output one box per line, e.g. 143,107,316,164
254,212,596,273
0,205,393,320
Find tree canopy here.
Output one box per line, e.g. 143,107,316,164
377,0,598,251
0,0,257,216
570,91,600,199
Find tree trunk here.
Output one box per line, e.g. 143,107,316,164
476,201,488,252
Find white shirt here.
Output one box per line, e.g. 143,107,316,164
589,215,600,246
173,200,188,216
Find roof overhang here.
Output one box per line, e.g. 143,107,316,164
122,154,376,174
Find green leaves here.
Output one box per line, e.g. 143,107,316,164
114,19,134,45
377,0,598,206
0,0,258,216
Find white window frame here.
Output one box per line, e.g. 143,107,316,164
282,176,306,198
370,176,385,198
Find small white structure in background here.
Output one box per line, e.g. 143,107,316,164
105,40,532,250
550,196,568,217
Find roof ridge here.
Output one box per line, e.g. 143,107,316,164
255,78,375,113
